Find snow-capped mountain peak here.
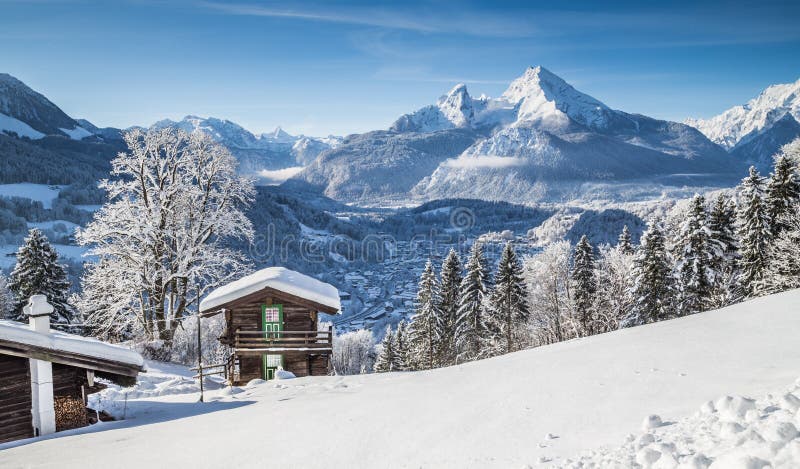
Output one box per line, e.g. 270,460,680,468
436,83,474,128
390,66,620,133
390,83,478,133
502,66,611,130
686,76,800,150
262,126,295,143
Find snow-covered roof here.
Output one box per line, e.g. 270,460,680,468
0,319,145,369
199,267,341,313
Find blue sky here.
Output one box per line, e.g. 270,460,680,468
2,0,799,136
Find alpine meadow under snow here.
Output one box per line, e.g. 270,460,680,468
2,290,800,468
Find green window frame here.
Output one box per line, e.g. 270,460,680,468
261,304,284,379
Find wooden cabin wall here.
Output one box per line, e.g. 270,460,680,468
230,309,260,333
239,356,261,382
282,304,315,331
284,353,329,377
52,363,88,398
228,304,315,331
222,290,332,382
0,354,34,443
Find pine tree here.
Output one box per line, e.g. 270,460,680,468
393,320,409,371
737,167,771,298
571,235,597,335
436,249,462,366
455,242,489,362
617,225,634,255
707,194,739,307
624,220,675,326
374,325,396,373
485,242,530,354
766,155,800,236
408,260,439,370
0,273,14,320
673,195,715,315
8,229,75,326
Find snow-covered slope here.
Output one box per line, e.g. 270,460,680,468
296,66,740,205
4,290,800,468
0,112,45,139
0,73,90,140
730,113,800,171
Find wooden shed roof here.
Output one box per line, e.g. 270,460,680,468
0,320,145,379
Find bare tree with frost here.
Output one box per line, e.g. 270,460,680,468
76,128,254,351
524,241,572,346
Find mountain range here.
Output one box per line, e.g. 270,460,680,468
296,66,744,204
148,116,342,178
686,77,800,172
1,68,798,206
0,73,340,185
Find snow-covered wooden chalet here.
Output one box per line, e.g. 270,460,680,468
199,267,340,384
0,295,145,443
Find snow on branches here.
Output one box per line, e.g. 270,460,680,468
76,127,255,349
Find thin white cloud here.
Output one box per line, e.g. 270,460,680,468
198,1,440,33
196,1,543,37
444,156,527,169
258,166,305,185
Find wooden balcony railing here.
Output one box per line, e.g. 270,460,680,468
234,327,333,352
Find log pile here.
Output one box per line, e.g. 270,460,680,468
55,395,88,431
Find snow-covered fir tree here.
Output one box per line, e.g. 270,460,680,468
0,273,14,319
436,249,462,366
8,228,75,326
374,325,396,373
571,235,597,335
766,154,800,236
673,195,716,315
455,242,489,362
485,242,529,354
754,205,800,295
393,320,409,371
408,260,439,370
76,128,254,349
736,167,771,298
617,225,634,255
624,220,675,326
707,194,739,307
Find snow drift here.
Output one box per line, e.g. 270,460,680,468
3,290,800,468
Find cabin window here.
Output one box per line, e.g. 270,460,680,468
263,307,280,322
265,355,282,368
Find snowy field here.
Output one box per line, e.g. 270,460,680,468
1,290,800,468
0,183,62,209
